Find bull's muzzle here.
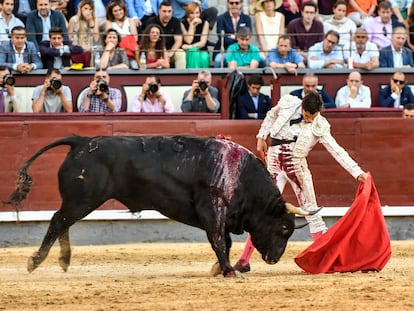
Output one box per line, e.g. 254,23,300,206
285,202,322,216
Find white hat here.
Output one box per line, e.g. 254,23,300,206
255,0,283,13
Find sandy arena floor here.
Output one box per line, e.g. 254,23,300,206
0,241,413,311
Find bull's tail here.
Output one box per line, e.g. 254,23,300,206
3,136,84,211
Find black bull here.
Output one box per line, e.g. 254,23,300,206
4,135,311,277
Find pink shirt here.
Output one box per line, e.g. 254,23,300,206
131,91,174,112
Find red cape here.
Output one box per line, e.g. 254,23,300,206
294,174,391,273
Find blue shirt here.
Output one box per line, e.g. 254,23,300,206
267,48,304,65
307,42,344,69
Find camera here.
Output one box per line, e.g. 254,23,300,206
148,83,158,94
198,80,208,91
49,78,62,90
96,79,109,93
2,74,15,86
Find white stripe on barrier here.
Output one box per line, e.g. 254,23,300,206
0,206,414,222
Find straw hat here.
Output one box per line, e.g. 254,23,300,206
255,0,283,12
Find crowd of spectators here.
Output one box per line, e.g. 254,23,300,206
1,0,414,114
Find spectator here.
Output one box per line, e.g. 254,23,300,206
149,0,186,69
379,26,414,68
78,68,122,112
335,71,371,108
214,0,252,68
71,0,108,28
131,75,174,112
290,73,336,108
50,0,70,21
0,0,25,43
32,68,73,112
125,0,161,34
180,1,210,68
105,0,139,68
68,0,100,67
39,26,84,69
0,26,43,73
26,0,69,50
365,0,393,50
343,27,379,70
255,0,285,57
380,71,414,108
181,69,220,112
406,1,414,51
236,74,271,119
347,0,377,26
138,23,170,69
323,0,357,47
391,0,411,27
287,1,324,61
99,29,129,70
267,34,305,74
12,0,36,25
225,27,261,69
307,30,345,69
402,102,414,117
170,0,218,30
0,65,20,112
276,0,303,27
318,0,336,21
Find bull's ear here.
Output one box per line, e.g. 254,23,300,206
285,202,309,216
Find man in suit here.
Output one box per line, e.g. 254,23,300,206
12,0,36,24
237,75,271,119
26,0,68,50
0,26,43,73
214,0,252,67
39,26,83,69
380,72,414,108
379,26,414,68
290,73,336,109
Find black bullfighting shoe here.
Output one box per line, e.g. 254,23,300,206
233,260,251,273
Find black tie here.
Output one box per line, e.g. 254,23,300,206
290,115,303,126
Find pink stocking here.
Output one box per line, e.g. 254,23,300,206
238,234,256,264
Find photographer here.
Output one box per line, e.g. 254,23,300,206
131,75,174,113
32,68,73,112
79,69,122,112
181,70,220,112
0,65,20,112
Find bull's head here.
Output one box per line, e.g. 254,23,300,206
250,203,321,265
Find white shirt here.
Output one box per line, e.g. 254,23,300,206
0,14,25,42
392,45,403,67
335,85,372,108
343,41,379,64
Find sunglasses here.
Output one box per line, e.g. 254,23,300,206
392,78,406,84
229,1,240,5
383,26,388,37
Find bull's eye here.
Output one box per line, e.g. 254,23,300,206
282,225,289,234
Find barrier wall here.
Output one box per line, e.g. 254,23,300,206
0,115,413,216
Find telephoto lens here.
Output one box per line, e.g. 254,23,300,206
97,79,109,93
3,75,15,86
49,78,62,90
198,80,208,91
148,83,158,94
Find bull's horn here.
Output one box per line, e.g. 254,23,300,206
285,203,322,216
294,222,309,230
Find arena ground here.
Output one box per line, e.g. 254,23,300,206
0,241,413,310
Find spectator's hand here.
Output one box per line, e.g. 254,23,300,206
256,138,267,159
191,17,202,27
191,79,199,92
391,79,400,94
349,85,358,98
16,63,32,74
89,80,98,94
4,83,15,97
104,41,116,51
132,17,141,27
284,62,298,75
288,0,299,13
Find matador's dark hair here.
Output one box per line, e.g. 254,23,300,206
302,91,323,114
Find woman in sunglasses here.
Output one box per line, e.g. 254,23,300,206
379,72,414,108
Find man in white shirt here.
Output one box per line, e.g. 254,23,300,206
0,0,24,43
343,27,379,70
335,71,372,108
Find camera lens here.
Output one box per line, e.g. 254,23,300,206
3,75,15,86
97,79,108,93
50,78,62,90
198,80,208,91
149,83,158,94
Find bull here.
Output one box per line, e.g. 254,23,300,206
4,135,317,277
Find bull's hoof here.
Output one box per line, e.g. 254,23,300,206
224,269,243,278
209,262,222,277
27,256,37,273
58,257,69,272
233,261,251,273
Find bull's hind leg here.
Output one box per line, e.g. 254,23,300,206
58,229,71,272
